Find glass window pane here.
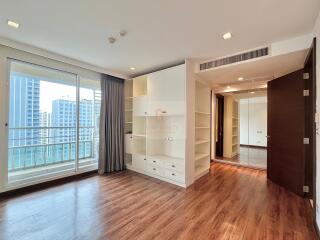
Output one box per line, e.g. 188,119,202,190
78,77,101,169
8,60,77,185
248,95,268,169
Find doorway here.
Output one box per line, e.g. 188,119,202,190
214,90,268,169
215,95,224,157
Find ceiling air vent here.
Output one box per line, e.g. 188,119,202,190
200,47,269,71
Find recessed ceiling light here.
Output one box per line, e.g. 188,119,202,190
7,20,19,29
130,67,136,71
108,37,116,44
227,86,231,89
238,77,244,81
119,30,127,37
222,32,232,40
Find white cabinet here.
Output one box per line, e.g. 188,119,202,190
126,64,192,188
147,163,164,176
125,134,133,154
147,64,186,116
132,154,147,171
164,169,184,183
133,96,148,116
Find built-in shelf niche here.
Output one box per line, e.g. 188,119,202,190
133,117,146,136
125,80,133,134
147,116,185,160
194,79,211,181
132,136,146,156
133,75,147,97
223,96,239,158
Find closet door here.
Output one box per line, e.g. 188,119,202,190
133,96,148,116
147,64,185,116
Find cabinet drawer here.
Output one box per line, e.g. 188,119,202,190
132,155,147,171
147,164,164,176
164,169,184,183
165,160,184,172
147,158,163,167
125,134,133,154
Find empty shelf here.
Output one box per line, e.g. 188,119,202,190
132,134,146,137
195,153,210,161
196,111,210,115
195,139,210,145
195,165,209,178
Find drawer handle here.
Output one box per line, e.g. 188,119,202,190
153,160,156,163
161,110,167,114
171,165,176,168
153,168,156,171
144,158,146,161
171,173,176,176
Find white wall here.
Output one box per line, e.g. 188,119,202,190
314,12,320,227
240,97,267,147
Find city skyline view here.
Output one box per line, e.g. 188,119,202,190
39,79,95,114
7,63,101,175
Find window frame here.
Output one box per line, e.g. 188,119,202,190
0,57,100,192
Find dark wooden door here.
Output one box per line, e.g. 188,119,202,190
215,95,224,157
267,70,305,197
304,38,316,202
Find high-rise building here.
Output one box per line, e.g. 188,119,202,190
51,99,93,160
8,72,41,171
9,72,40,148
39,111,51,144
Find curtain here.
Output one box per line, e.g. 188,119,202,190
98,74,125,174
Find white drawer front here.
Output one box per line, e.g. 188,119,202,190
147,158,163,167
164,169,184,183
165,160,184,172
147,164,164,177
132,155,147,171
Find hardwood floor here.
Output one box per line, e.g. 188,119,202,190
0,163,317,240
216,146,267,169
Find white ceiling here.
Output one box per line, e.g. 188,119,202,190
198,49,308,92
0,0,319,76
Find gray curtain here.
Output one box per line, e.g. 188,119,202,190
98,74,125,174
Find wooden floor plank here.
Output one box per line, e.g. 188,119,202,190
0,163,317,240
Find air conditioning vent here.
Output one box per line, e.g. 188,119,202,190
200,47,269,71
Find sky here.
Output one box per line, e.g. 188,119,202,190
40,81,93,113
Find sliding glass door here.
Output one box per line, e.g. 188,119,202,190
7,60,100,187
78,77,101,170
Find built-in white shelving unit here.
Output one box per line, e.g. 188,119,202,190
125,64,187,187
124,63,211,187
194,79,211,181
125,80,133,167
223,96,239,158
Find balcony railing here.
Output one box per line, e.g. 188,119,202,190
8,126,99,172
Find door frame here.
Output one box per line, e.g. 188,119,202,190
304,38,317,220
215,94,224,157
